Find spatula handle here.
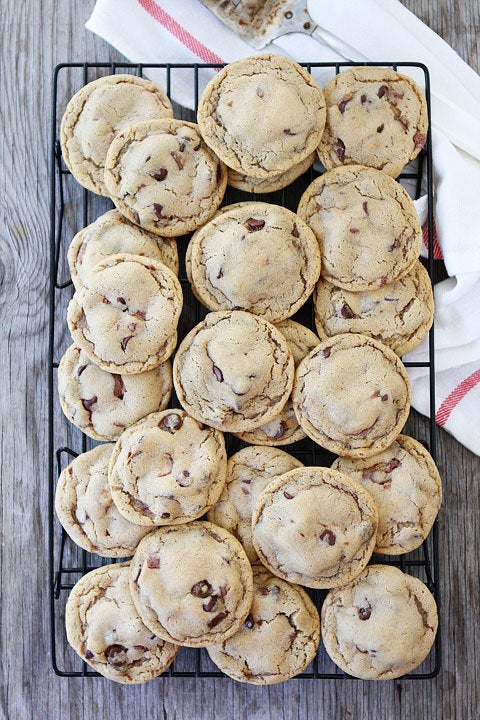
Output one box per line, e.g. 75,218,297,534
311,25,367,62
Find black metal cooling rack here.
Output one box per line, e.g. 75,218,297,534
49,61,440,680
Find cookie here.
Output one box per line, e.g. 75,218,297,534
65,562,179,683
55,444,151,557
108,409,227,527
233,320,320,446
321,564,438,679
173,310,294,433
188,202,321,321
313,261,434,355
227,153,315,194
207,446,304,562
292,333,411,458
316,67,428,177
68,209,178,289
60,74,173,196
67,253,182,375
58,344,172,441
129,521,254,647
332,435,442,554
198,53,326,178
104,119,227,237
297,165,422,291
206,566,320,684
252,467,378,588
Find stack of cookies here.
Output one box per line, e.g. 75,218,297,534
56,55,441,684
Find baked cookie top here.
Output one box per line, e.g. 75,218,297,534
198,53,326,178
317,66,428,178
227,153,315,194
321,564,438,679
188,202,321,321
104,119,227,236
208,445,303,562
252,467,378,589
292,333,411,458
314,260,434,355
67,253,182,375
55,444,150,557
332,435,442,554
297,165,422,291
58,344,172,441
108,409,227,527
60,74,173,196
207,565,320,684
129,521,254,647
65,562,179,683
173,310,294,433
68,209,178,289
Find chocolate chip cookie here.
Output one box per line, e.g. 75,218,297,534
55,444,150,557
108,409,227,526
252,467,378,588
68,209,178,289
292,333,411,458
317,67,428,177
65,562,179,683
321,564,438,679
207,566,320,684
227,153,315,194
173,310,294,433
188,202,320,321
198,53,326,178
60,74,173,196
332,435,442,554
58,344,172,441
67,253,182,375
207,445,304,562
129,521,254,647
297,165,422,291
104,119,227,236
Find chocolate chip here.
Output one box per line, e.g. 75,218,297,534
121,335,134,352
85,649,94,660
153,203,164,219
208,612,227,629
244,614,255,628
256,87,264,98
360,94,367,104
292,223,299,238
283,491,294,499
213,365,223,382
82,396,97,412
102,297,111,305
161,512,171,519
244,218,265,232
363,201,369,215
384,458,400,473
377,85,388,98
350,228,359,234
283,128,296,136
392,90,404,99
340,303,355,319
113,374,125,400
171,151,184,170
133,309,147,320
160,413,183,432
338,93,353,113
377,123,384,133
179,142,186,152
77,364,87,377
105,644,128,666
413,131,427,149
145,155,151,162
241,487,250,495
117,296,126,305
147,554,160,569
153,168,168,181
216,268,224,279
322,347,331,359
358,606,371,620
333,138,345,161
273,422,286,440
127,450,142,462
219,585,229,598
203,596,218,613
191,580,212,598
133,211,140,225
381,394,388,401
320,529,336,545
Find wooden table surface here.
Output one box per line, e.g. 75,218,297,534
1,1,479,718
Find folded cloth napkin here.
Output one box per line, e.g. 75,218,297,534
86,0,480,455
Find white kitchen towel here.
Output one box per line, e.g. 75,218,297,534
86,0,480,455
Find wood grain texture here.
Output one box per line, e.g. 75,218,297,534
0,1,478,719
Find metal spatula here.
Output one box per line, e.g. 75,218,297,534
200,0,366,61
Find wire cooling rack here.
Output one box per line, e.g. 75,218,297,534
49,61,440,679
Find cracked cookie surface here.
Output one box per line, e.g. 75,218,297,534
60,74,173,196
65,562,179,683
68,209,178,289
108,409,227,526
234,320,320,446
58,344,172,441
252,467,378,588
207,565,320,684
321,564,438,679
129,521,254,647
173,310,294,433
332,435,442,555
104,119,227,236
297,165,422,291
198,54,326,178
227,153,315,194
314,260,434,355
317,67,428,177
208,446,303,562
188,202,321,321
55,445,151,557
67,253,182,375
292,333,411,458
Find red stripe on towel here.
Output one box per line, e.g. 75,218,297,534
435,368,480,426
137,0,225,64
422,219,443,259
